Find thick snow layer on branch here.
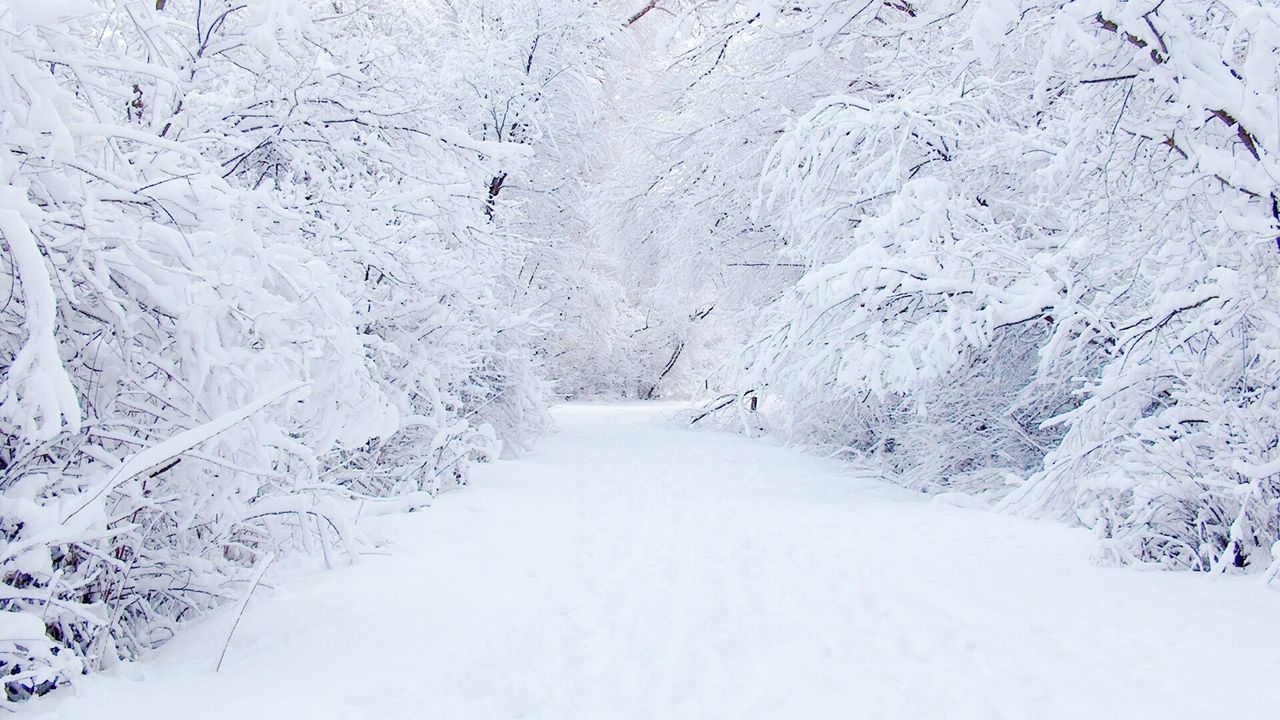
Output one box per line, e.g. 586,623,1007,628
0,192,81,442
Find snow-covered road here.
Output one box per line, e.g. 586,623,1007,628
29,404,1280,719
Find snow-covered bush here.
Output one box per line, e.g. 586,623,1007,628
742,177,1079,496
1,0,554,702
688,0,1280,574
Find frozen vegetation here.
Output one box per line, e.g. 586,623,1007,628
2,0,1278,712
21,405,1280,719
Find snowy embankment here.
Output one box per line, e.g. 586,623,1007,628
26,404,1280,719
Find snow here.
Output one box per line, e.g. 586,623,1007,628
0,197,81,442
6,0,1279,709
59,381,309,529
25,404,1280,719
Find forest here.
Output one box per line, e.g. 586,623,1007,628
2,0,1278,708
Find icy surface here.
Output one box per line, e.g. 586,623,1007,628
27,404,1280,719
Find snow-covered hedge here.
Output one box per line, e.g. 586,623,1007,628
1,0,555,702
690,0,1280,575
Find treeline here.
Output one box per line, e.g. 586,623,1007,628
609,0,1280,577
0,0,632,702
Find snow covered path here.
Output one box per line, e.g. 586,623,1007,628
30,404,1280,719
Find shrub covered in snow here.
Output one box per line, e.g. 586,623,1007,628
668,0,1280,575
0,0,580,702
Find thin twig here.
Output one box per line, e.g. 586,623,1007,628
215,552,275,672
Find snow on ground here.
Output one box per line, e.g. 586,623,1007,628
25,404,1280,719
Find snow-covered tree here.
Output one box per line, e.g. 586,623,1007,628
5,0,1279,707
420,0,647,399
688,0,1280,573
1,0,553,701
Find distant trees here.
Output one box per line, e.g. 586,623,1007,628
421,0,653,400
